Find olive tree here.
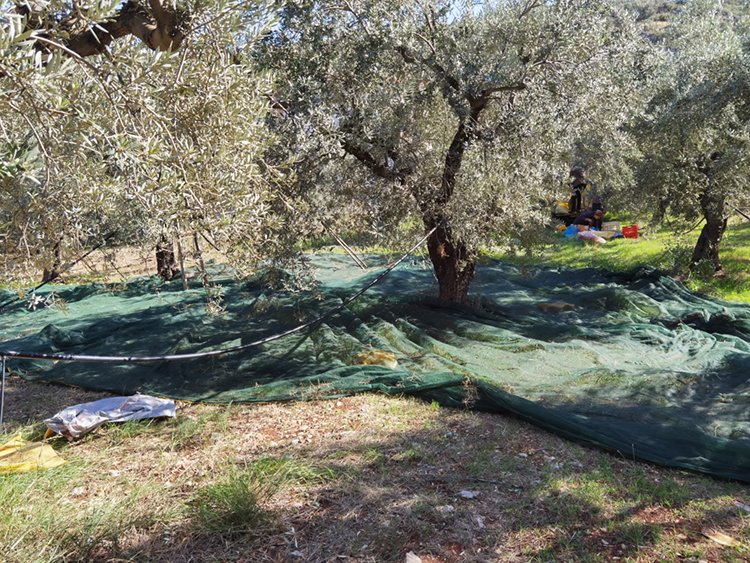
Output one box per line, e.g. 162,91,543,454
636,4,750,272
258,0,650,302
1,0,305,281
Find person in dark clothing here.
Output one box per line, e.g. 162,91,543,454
573,209,605,230
568,166,588,214
568,165,604,215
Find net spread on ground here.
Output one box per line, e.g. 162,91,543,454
1,254,749,482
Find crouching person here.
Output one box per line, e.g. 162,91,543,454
573,209,604,230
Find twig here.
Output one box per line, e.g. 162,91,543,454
673,217,705,237
729,204,750,222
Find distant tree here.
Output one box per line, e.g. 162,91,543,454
622,0,749,42
635,4,750,273
259,0,650,302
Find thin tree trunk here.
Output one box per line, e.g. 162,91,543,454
691,190,726,273
650,197,669,228
155,236,178,281
41,239,63,283
175,230,188,290
193,232,209,289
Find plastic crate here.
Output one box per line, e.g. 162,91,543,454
622,224,639,239
601,221,621,232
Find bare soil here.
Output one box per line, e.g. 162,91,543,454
2,374,748,563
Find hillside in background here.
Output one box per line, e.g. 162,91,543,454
626,0,748,40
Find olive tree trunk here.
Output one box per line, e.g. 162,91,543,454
426,222,475,303
690,190,727,273
341,49,525,303
41,240,63,283
649,197,670,229
155,237,178,281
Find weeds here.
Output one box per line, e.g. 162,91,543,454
191,467,277,537
0,466,168,563
167,404,233,451
192,456,334,537
1,394,748,562
248,456,336,484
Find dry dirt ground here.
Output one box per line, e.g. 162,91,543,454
1,374,749,563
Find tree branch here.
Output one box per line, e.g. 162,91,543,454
518,0,542,20
342,140,402,182
480,83,526,97
397,44,461,93
396,44,466,116
20,0,184,59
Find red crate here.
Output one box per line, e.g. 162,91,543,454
622,224,639,239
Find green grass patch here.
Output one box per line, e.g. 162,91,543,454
191,467,277,537
248,456,337,484
192,455,336,537
0,463,171,563
166,404,234,451
497,220,750,303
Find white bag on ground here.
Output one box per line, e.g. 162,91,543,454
45,394,176,440
577,231,607,244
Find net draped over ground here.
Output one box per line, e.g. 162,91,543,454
1,255,749,481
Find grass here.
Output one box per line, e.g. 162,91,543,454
191,466,278,536
497,219,750,304
1,390,747,562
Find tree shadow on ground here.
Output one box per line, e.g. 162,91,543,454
103,398,750,563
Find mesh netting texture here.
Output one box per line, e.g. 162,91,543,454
2,254,749,481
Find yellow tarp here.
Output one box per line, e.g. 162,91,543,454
0,434,66,473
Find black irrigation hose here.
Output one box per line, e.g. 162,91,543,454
0,225,440,364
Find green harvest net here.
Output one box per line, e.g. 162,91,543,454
1,254,749,482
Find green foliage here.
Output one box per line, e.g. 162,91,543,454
258,0,651,256
632,2,750,267
659,239,693,276
2,0,747,297
0,0,306,280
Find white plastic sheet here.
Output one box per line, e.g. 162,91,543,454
45,394,176,440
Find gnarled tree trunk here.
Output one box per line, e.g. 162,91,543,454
17,0,183,59
155,237,178,281
426,221,475,303
691,190,726,273
341,47,525,303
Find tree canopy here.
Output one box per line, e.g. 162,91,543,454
1,0,307,282
635,1,750,271
1,0,748,299
257,0,650,300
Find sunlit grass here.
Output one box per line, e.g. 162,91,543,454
497,220,750,304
